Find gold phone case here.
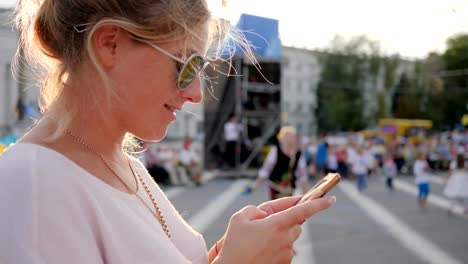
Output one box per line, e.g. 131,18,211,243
297,173,341,204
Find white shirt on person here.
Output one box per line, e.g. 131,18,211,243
0,143,208,264
346,147,357,164
179,148,198,166
413,160,430,184
349,153,369,175
258,145,308,185
307,144,317,156
326,153,338,171
224,121,242,142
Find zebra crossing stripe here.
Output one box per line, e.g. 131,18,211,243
393,179,468,219
292,215,316,264
188,179,249,233
429,175,445,185
292,189,316,264
339,180,462,264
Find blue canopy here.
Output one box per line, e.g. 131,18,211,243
237,14,281,58
222,14,281,59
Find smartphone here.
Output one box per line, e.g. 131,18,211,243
295,173,341,205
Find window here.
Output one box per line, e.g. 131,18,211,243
295,61,302,72
303,81,309,93
297,103,303,113
290,79,297,90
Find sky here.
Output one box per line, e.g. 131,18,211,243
2,0,468,59
209,0,468,59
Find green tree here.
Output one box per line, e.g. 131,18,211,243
392,73,421,118
377,54,400,119
317,35,380,132
440,34,468,128
443,34,468,87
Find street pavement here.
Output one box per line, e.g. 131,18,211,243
161,172,468,264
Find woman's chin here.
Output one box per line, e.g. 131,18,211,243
135,127,168,143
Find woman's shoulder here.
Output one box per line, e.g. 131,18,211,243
0,143,48,177
0,142,69,174
0,143,89,196
0,142,96,219
0,143,99,263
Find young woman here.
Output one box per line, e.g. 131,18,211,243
0,0,335,263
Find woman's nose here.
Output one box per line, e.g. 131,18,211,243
181,77,202,103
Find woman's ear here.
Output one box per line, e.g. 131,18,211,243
91,25,122,68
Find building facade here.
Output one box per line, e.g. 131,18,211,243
280,46,321,137
0,8,22,136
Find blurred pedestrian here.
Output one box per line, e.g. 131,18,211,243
137,141,171,185
346,140,358,179
414,152,431,210
393,143,405,173
223,113,243,168
444,154,468,215
176,136,202,186
326,145,338,173
253,126,309,200
158,145,184,185
315,137,328,177
336,145,348,178
349,146,370,192
383,154,397,191
305,138,318,180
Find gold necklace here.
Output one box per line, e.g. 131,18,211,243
65,130,171,238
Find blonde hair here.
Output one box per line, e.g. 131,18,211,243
13,0,253,141
277,126,297,141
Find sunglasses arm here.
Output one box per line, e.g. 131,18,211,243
142,41,185,64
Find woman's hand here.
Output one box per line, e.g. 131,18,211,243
214,196,336,264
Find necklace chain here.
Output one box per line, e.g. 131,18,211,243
65,130,171,238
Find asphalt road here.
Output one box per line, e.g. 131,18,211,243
161,172,468,264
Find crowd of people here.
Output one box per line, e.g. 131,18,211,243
300,129,468,214
136,137,202,187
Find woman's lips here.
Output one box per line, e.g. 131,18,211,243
164,104,180,118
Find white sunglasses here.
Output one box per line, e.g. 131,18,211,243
141,41,208,90
73,22,208,90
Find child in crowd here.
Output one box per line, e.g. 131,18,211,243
383,154,397,191
443,154,468,215
413,152,431,210
349,146,370,192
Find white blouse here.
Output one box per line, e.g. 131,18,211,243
0,143,208,264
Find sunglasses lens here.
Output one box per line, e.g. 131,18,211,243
178,55,205,90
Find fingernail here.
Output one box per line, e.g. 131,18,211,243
328,196,336,205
